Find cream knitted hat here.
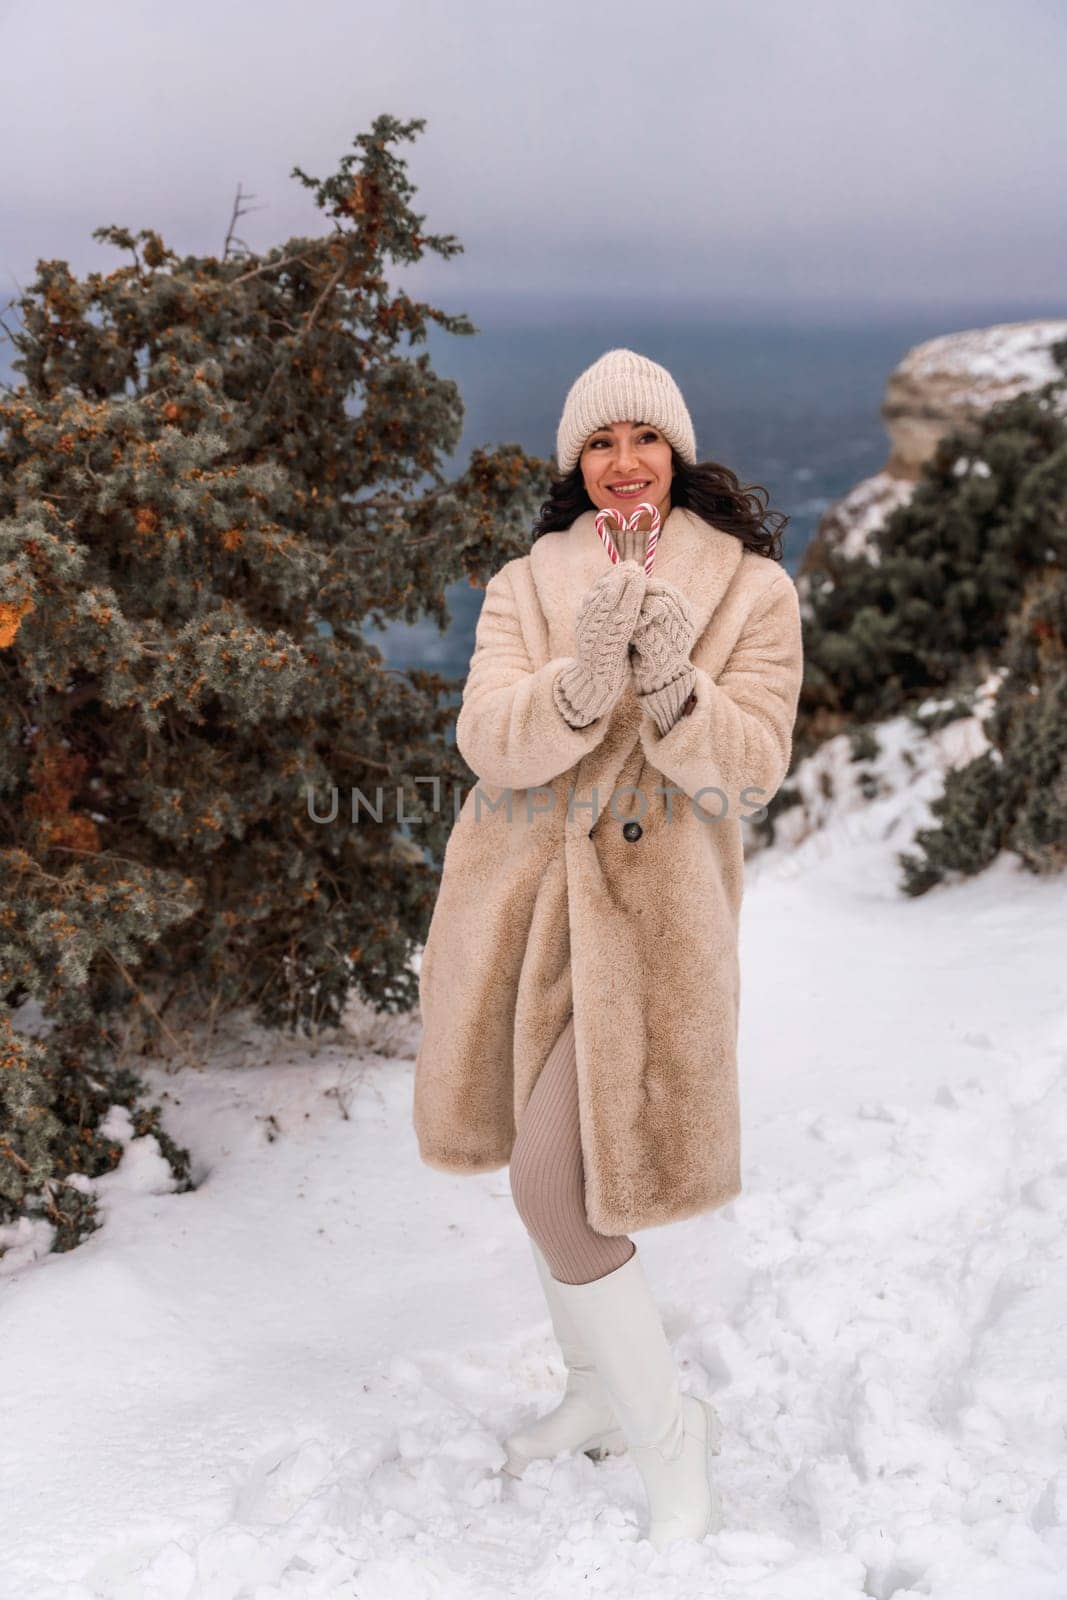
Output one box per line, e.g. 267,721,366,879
555,348,697,475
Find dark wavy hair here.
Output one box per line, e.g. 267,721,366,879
532,448,787,562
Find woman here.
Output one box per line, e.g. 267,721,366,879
413,348,804,1549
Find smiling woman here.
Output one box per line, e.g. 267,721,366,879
413,345,804,1551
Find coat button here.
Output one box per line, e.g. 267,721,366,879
622,820,643,841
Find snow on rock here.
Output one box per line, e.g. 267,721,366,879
797,318,1067,606
759,672,1005,890
795,469,913,616
884,320,1067,477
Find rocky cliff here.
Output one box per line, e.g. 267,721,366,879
797,318,1067,609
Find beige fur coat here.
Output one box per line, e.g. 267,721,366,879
412,504,804,1234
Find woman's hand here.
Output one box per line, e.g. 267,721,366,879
552,561,648,728
629,577,699,733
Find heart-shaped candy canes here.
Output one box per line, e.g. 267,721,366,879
593,502,661,576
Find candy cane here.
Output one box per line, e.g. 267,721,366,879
594,502,661,577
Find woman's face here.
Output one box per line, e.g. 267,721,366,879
579,420,674,526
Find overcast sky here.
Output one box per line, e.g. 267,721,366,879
2,0,1065,323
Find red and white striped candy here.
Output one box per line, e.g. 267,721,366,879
594,502,661,576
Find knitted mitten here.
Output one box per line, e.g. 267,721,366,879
553,562,648,728
630,578,698,735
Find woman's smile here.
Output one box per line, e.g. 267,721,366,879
608,479,651,499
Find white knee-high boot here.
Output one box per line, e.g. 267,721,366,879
547,1245,724,1549
503,1237,628,1477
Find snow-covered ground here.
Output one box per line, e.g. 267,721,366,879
2,711,1066,1600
